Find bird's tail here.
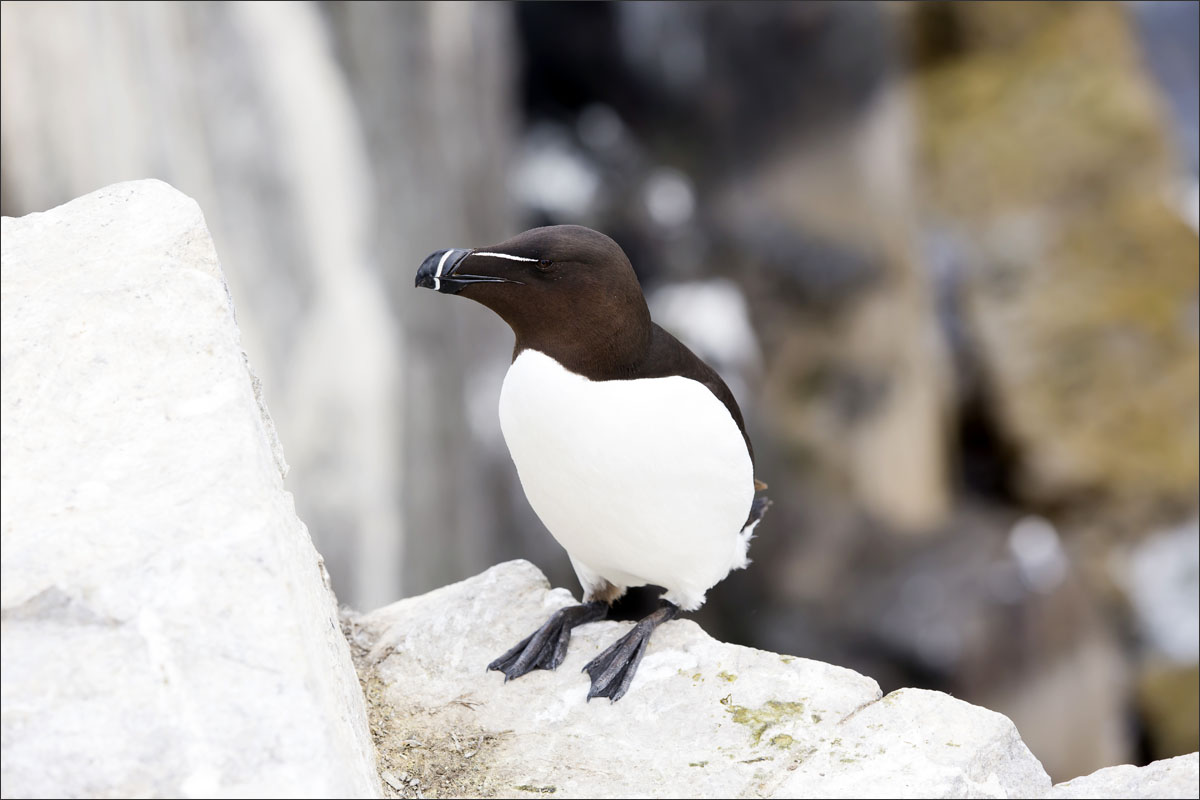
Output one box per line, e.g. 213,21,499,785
731,495,772,572
743,495,771,532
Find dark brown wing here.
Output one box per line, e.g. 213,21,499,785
633,323,756,468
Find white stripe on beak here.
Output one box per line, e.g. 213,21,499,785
472,252,539,262
433,249,455,292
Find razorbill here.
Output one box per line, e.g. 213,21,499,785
415,225,769,701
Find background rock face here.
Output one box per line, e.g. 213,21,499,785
0,0,519,613
906,4,1200,777
914,1,1199,506
0,181,379,798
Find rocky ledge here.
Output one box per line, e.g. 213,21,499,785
347,560,1198,799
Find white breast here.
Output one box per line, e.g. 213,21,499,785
498,349,755,610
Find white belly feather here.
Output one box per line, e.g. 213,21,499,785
498,349,755,610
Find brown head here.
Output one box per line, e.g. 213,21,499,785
415,225,653,376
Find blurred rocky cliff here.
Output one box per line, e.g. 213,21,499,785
2,1,518,612
2,0,1195,783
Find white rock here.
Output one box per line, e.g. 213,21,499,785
1047,753,1199,799
348,560,1052,799
0,180,380,798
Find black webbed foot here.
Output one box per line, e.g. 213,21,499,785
488,601,607,681
583,602,680,702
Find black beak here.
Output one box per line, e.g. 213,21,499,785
415,248,523,294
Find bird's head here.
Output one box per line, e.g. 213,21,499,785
415,225,651,367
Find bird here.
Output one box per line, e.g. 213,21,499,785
415,225,770,701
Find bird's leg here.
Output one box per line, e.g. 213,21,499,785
488,601,608,681
583,601,680,702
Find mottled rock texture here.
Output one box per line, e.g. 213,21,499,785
914,1,1199,507
348,559,1198,799
348,560,1056,799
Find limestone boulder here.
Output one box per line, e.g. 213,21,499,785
0,180,380,798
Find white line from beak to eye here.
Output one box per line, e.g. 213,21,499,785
433,249,454,291
472,252,539,262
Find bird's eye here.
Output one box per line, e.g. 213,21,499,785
536,259,553,272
